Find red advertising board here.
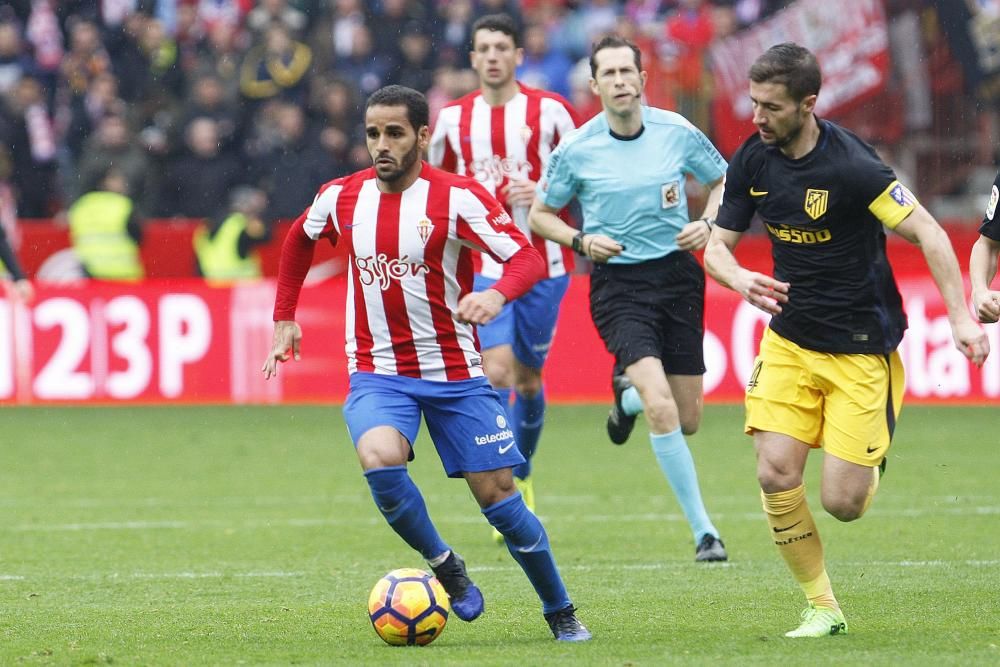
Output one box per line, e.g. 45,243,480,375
1,254,996,405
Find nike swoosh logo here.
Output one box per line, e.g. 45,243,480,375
866,445,880,453
749,187,768,197
498,442,515,454
773,520,802,533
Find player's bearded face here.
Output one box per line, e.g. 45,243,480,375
749,81,813,148
366,105,427,184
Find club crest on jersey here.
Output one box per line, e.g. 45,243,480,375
804,188,828,220
519,125,533,146
417,217,433,246
661,181,681,209
988,185,998,221
487,206,514,230
889,183,915,207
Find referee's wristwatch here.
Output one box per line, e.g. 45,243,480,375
700,217,715,231
571,231,588,256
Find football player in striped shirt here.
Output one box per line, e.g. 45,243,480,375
262,85,590,642
705,42,989,638
429,14,581,537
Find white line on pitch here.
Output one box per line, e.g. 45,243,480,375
6,505,1000,533
4,560,997,584
471,559,1000,573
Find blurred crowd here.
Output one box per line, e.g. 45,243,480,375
0,0,801,225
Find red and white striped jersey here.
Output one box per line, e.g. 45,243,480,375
303,162,532,381
429,82,579,279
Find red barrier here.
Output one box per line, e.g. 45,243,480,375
16,218,982,279
17,219,345,279
1,270,996,405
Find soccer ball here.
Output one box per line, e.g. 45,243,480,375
367,568,450,646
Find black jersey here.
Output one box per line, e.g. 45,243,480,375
716,119,915,354
979,170,1000,241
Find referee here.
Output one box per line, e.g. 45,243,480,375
529,35,727,563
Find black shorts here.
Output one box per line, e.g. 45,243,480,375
589,251,705,376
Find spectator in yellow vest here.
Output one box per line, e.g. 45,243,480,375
68,166,144,280
194,186,270,285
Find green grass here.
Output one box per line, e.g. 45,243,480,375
1,404,998,665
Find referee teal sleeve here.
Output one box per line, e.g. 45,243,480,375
273,213,316,321
490,246,546,303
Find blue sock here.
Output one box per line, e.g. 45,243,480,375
649,429,718,542
494,386,512,408
483,492,570,615
622,386,643,416
364,466,449,561
512,390,545,480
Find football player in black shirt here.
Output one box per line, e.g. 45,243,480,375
970,170,1000,323
704,42,989,638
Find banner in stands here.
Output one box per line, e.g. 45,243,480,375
1,273,996,405
709,0,891,156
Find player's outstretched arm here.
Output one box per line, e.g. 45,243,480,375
969,234,1000,324
262,320,302,379
893,205,990,365
704,226,789,315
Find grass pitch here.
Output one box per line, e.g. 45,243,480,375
1,404,998,665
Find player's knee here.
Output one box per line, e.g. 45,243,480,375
356,439,408,470
679,410,702,435
485,364,514,389
756,461,802,494
821,494,865,522
357,447,400,471
513,374,542,398
643,396,679,431
467,471,517,509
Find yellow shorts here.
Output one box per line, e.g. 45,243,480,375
744,328,905,466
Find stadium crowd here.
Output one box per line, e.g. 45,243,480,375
0,1,994,231
0,0,818,226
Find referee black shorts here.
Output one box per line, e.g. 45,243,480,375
589,251,706,376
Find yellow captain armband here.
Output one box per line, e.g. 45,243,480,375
868,180,918,229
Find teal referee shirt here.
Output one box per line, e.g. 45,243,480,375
537,105,726,264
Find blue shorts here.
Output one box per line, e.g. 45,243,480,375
473,273,570,368
342,372,525,478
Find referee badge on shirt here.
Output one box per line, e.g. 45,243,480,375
987,185,998,221
661,181,681,209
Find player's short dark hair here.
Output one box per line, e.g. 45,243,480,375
366,85,429,131
471,13,519,48
589,35,643,78
749,42,822,102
